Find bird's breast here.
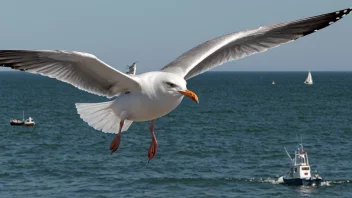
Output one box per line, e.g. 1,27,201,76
113,92,183,122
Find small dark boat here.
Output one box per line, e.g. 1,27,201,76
10,119,24,126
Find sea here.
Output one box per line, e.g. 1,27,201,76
0,71,352,198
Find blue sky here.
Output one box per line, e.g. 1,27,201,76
0,1,351,72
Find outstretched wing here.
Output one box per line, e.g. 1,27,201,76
0,50,140,98
161,8,351,80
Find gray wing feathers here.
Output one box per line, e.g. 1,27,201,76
161,8,352,80
0,50,140,98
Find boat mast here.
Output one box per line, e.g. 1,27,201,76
22,111,24,121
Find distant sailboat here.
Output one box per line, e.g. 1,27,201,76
304,71,313,85
272,81,276,85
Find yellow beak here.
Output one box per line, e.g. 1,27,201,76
178,90,199,104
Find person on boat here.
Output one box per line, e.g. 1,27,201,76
313,171,319,179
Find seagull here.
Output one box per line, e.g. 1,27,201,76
126,61,138,75
0,8,351,161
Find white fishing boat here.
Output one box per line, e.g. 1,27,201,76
282,143,322,186
272,81,276,85
24,117,35,127
304,71,313,85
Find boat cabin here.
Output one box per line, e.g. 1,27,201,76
287,144,311,179
25,117,34,123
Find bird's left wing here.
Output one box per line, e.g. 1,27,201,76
0,50,140,98
161,8,352,80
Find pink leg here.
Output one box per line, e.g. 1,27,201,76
110,121,124,154
148,119,158,162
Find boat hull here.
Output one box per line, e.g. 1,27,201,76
304,82,313,85
283,178,322,186
24,123,35,127
10,122,24,126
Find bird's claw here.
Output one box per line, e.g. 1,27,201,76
110,133,121,154
148,140,158,162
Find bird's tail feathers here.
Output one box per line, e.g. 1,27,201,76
75,101,133,134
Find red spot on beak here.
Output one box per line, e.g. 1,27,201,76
178,89,199,103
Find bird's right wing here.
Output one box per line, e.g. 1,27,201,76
0,50,141,98
161,8,352,80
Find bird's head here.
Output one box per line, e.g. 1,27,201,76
157,72,199,104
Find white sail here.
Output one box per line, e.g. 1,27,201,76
304,71,313,85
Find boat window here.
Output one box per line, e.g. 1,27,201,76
302,167,310,170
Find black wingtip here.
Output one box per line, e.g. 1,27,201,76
299,7,352,37
329,8,352,25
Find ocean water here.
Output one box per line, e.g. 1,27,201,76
0,71,352,198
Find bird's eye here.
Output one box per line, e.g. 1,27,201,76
166,82,176,87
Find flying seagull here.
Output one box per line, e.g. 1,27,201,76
126,61,137,75
0,8,351,161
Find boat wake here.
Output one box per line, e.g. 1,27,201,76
137,176,350,188
260,176,351,186
222,176,351,186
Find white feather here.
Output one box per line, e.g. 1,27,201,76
75,101,133,134
0,50,141,98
